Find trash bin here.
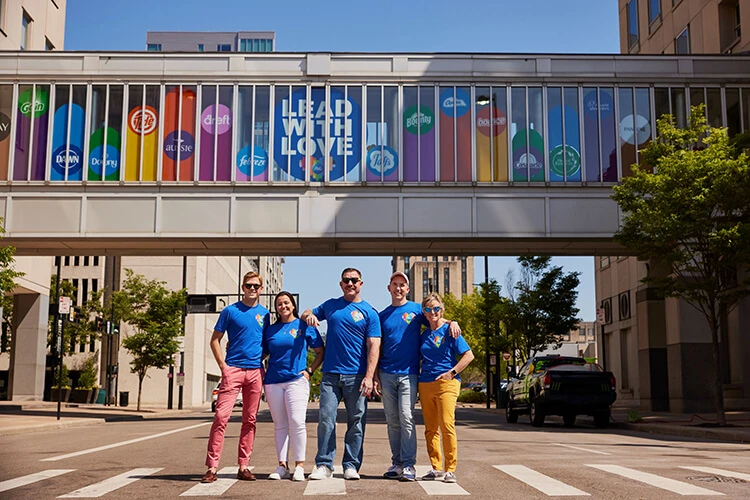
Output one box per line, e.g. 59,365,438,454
95,388,106,404
497,388,508,408
119,391,129,407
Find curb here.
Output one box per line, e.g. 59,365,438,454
616,422,750,444
0,418,105,437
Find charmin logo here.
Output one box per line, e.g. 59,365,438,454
365,145,398,177
351,310,364,323
128,106,158,135
404,105,434,135
164,131,195,160
255,314,264,327
439,88,470,118
18,88,49,118
402,312,415,324
52,144,83,176
0,112,11,142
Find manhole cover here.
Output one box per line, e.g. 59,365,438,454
687,475,748,484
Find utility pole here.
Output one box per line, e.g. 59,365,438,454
484,255,490,409
179,256,187,410
54,259,62,420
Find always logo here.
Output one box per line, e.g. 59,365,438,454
255,314,264,327
350,310,364,323
402,312,415,324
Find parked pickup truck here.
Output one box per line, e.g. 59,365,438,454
505,355,616,428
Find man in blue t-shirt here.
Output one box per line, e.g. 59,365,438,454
302,267,381,481
202,271,270,484
377,272,460,482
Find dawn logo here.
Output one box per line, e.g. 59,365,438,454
52,145,83,176
255,314,264,327
431,334,443,348
351,310,364,323
402,312,415,324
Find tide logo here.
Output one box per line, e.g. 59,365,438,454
255,314,264,327
351,310,364,323
402,312,415,324
128,106,158,135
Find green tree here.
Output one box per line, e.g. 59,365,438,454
49,276,105,355
442,290,483,380
0,219,24,330
611,105,750,426
114,269,186,411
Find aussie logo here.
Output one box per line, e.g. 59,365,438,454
402,312,415,324
351,310,364,322
431,334,443,348
255,314,264,327
287,328,299,339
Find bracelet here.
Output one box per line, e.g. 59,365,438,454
305,367,315,376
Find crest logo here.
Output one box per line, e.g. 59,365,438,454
351,310,364,322
402,312,415,324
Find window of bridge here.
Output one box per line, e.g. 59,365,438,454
0,84,12,181
437,86,472,182
403,85,436,182
547,87,581,183
364,85,399,183
475,86,508,182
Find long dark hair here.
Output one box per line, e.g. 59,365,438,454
274,291,299,323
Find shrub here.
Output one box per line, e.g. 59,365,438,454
76,356,98,390
457,390,486,403
52,362,71,389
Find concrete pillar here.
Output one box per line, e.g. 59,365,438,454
9,293,49,401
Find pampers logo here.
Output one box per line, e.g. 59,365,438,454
351,310,364,323
255,314,264,327
439,88,470,118
402,312,415,324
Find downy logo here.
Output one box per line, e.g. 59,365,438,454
52,144,83,176
404,105,434,135
18,88,49,118
439,88,470,118
0,113,11,141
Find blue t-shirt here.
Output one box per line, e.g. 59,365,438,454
313,297,381,375
213,301,270,369
378,301,427,375
419,323,471,383
263,319,324,385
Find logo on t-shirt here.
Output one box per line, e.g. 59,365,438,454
402,312,415,324
287,328,299,339
255,314,264,327
351,310,364,322
431,334,443,348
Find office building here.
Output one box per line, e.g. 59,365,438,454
0,0,65,51
146,31,275,52
392,256,474,302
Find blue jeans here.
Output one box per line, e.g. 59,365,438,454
379,371,419,468
315,372,367,471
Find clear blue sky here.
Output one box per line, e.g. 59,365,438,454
65,0,620,320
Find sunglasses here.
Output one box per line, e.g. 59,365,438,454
341,277,361,284
423,306,442,314
243,283,262,290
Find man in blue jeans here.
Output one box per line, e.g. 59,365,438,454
302,268,381,480
376,272,460,482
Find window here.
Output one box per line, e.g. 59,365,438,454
626,0,639,49
675,26,690,53
74,256,80,266
21,10,32,50
64,256,70,266
599,256,610,268
217,44,231,52
461,256,467,295
648,0,661,25
146,43,161,51
93,256,99,266
83,256,89,266
0,322,9,353
197,43,204,52
45,38,54,51
443,267,450,295
719,0,741,53
54,256,60,267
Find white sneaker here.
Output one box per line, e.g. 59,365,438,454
443,472,456,483
292,466,305,481
309,465,333,480
343,468,360,480
268,465,290,480
421,469,444,480
383,464,402,479
400,465,416,482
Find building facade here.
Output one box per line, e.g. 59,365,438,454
0,0,65,51
146,31,275,52
604,0,750,412
392,256,474,302
539,321,597,360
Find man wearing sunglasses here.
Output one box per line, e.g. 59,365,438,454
377,272,461,482
202,272,270,484
301,268,381,481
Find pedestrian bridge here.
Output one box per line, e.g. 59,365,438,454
1,52,746,256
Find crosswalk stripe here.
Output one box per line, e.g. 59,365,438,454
0,470,75,494
415,466,469,496
553,443,611,456
493,465,589,496
586,464,724,496
58,468,163,498
679,466,750,482
180,467,241,497
303,473,347,496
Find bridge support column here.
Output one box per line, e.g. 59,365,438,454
9,293,49,401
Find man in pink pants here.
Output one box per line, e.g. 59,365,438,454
202,271,270,483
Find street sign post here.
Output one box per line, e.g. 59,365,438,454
503,351,511,361
176,373,185,386
59,296,71,315
489,354,497,366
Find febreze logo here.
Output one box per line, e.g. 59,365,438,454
351,310,364,323
255,314,264,327
432,334,443,348
402,312,415,324
128,106,158,135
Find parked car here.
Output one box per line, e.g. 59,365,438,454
505,355,616,428
211,381,243,412
462,382,486,393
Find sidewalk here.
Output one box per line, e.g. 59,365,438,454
0,400,203,437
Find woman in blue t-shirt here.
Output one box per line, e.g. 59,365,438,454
263,292,325,481
418,292,474,484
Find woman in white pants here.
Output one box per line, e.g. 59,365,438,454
263,291,324,481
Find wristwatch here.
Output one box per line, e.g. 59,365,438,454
450,369,457,377
305,367,315,376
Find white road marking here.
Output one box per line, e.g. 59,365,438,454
58,468,163,498
0,470,75,494
41,422,211,462
303,473,347,495
415,466,470,496
553,443,611,455
680,466,750,482
586,464,724,496
494,465,590,496
180,466,240,496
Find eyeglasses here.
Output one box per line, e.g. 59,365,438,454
243,283,262,290
423,306,442,314
341,277,361,284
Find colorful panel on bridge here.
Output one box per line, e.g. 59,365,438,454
0,86,10,181
162,86,196,182
15,86,50,181
125,85,160,181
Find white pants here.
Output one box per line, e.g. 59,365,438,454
264,376,310,462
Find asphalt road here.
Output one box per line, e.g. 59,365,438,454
1,403,749,499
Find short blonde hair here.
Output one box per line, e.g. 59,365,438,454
421,292,444,308
243,271,263,286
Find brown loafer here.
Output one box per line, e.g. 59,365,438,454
237,468,256,481
201,470,218,483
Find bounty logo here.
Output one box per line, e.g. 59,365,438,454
128,106,158,135
18,88,49,118
0,113,11,142
432,335,443,348
404,105,434,135
287,328,299,339
402,312,415,324
237,145,268,177
350,310,364,323
52,145,83,176
164,131,195,160
365,145,398,177
439,88,470,118
255,314,264,327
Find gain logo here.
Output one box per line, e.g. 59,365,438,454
0,112,11,142
366,145,398,178
439,88,470,118
52,144,83,176
236,145,268,177
549,145,581,177
128,106,158,135
164,131,195,160
404,105,434,135
18,88,49,118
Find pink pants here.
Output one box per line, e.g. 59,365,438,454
205,366,263,468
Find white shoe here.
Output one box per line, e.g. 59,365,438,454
268,465,290,480
383,464,402,479
343,468,360,480
309,465,333,480
292,466,305,481
443,472,456,483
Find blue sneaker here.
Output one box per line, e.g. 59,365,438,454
399,466,416,482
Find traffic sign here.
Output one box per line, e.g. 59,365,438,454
489,354,496,366
503,351,511,361
176,373,185,386
59,296,71,314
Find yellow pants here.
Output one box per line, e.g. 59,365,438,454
418,379,461,472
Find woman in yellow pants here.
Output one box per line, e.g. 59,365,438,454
418,293,474,483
